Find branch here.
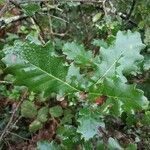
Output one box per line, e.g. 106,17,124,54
6,0,46,43
0,0,137,29
108,0,137,27
49,15,68,23
0,91,27,141
0,6,66,29
30,16,46,44
0,14,28,29
0,81,13,84
126,0,136,20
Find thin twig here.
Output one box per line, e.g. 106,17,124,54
9,0,46,43
50,15,68,23
52,31,68,37
102,0,112,34
45,3,54,39
126,0,136,20
0,0,9,17
3,140,13,150
0,15,28,29
0,130,30,141
0,91,27,142
102,0,107,17
0,81,13,84
108,0,137,26
46,4,63,12
30,17,46,44
6,131,30,141
11,116,22,129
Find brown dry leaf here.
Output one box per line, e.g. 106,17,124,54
60,100,68,108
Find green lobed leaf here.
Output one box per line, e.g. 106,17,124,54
2,31,149,116
37,106,49,123
61,109,73,124
88,31,149,114
57,125,80,149
37,141,61,150
66,63,87,88
29,120,43,133
57,125,77,139
62,42,93,66
21,101,37,118
77,116,100,141
77,107,105,141
49,106,63,118
93,30,145,83
101,78,149,112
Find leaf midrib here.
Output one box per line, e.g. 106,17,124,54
30,63,81,92
93,50,124,85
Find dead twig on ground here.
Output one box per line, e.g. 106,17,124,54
0,0,10,17
0,81,13,84
0,91,28,142
0,14,28,29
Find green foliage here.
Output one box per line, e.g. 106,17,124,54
22,3,40,16
56,125,80,149
21,101,37,118
37,106,49,123
0,85,21,100
2,30,149,145
49,106,63,118
108,137,123,150
3,40,79,97
62,42,93,66
125,143,137,150
0,1,149,149
93,31,145,83
126,114,136,126
37,141,61,150
101,78,148,112
92,39,108,49
77,116,102,141
29,120,43,133
61,109,73,124
142,111,150,125
77,107,105,141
